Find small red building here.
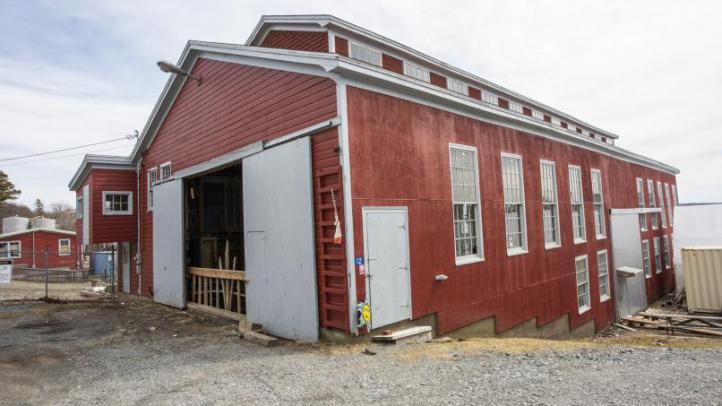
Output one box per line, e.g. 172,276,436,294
69,15,679,341
0,227,78,269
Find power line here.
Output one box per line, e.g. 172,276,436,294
0,132,138,162
2,145,132,167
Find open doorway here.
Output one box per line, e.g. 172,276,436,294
184,164,246,318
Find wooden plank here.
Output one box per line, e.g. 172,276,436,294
639,312,722,322
188,267,247,281
187,302,244,321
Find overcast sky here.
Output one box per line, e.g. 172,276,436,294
2,0,721,207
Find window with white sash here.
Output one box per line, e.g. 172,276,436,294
509,101,523,113
576,255,591,313
102,192,133,216
349,42,382,66
449,144,483,263
597,250,610,301
481,90,498,105
0,241,21,259
447,78,468,95
147,168,157,211
647,179,658,229
636,178,646,231
501,154,527,254
160,162,173,182
403,61,430,82
663,236,671,269
664,183,673,225
569,165,586,243
58,239,71,256
76,196,83,219
653,237,662,274
672,184,678,205
540,160,561,247
657,181,667,228
642,239,651,278
591,169,605,238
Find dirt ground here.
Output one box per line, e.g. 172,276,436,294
1,300,722,405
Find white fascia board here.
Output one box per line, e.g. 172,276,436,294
68,155,135,191
330,59,679,175
245,15,332,46
0,228,77,239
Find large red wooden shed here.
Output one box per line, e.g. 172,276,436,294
68,15,679,341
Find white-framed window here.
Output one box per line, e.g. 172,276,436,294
160,161,173,182
540,160,561,248
447,78,468,95
147,168,158,212
647,179,658,229
449,144,484,264
102,192,133,216
481,90,499,105
569,165,586,243
349,42,382,66
575,255,591,314
664,183,673,226
501,153,527,254
597,250,610,301
403,61,430,82
568,124,576,133
653,237,662,274
642,239,651,278
672,184,678,206
76,196,83,219
636,178,646,231
0,241,21,259
551,116,561,126
663,236,671,269
58,239,71,256
531,109,544,120
657,181,667,228
509,101,523,113
590,169,606,239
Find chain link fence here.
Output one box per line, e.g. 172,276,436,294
0,248,116,302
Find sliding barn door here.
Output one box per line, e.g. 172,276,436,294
152,179,186,308
243,137,318,341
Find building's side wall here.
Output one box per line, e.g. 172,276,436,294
135,58,339,300
0,231,78,269
311,127,349,332
347,86,676,335
260,30,329,52
87,169,137,245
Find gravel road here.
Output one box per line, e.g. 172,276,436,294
1,301,721,405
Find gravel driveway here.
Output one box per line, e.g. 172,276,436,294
1,301,721,405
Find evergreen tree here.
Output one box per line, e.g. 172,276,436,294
33,198,45,216
0,171,20,203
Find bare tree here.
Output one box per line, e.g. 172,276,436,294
47,202,76,231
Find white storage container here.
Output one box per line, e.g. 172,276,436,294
2,216,29,234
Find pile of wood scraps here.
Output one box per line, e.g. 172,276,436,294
622,309,722,338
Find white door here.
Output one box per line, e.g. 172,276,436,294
152,179,185,308
243,137,318,341
122,242,130,294
610,209,648,320
363,207,411,329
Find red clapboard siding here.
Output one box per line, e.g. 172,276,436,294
468,87,481,100
260,30,329,52
312,127,349,332
1,231,78,269
134,58,338,298
429,72,447,88
382,54,403,74
347,86,676,336
335,37,349,56
88,169,137,245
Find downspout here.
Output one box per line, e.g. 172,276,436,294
136,158,143,296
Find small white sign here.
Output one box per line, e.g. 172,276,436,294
0,260,12,285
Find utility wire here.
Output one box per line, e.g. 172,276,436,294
1,145,132,167
0,132,138,162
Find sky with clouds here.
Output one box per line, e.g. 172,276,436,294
1,0,721,207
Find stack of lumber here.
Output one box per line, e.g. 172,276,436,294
622,309,722,338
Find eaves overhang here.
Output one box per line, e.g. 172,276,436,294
67,154,135,191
